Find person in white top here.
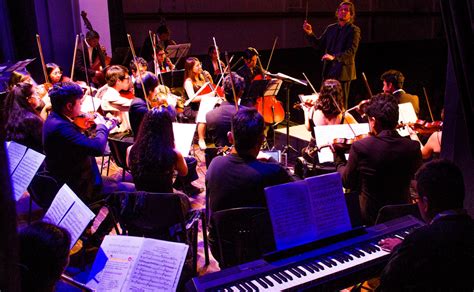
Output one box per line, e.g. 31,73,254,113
97,65,133,134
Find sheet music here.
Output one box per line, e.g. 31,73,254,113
196,96,219,123
172,122,197,157
81,95,102,113
6,141,27,174
265,181,315,250
398,102,418,137
87,235,188,292
166,43,191,59
7,143,45,201
305,173,352,239
263,79,282,97
314,123,370,163
43,184,95,249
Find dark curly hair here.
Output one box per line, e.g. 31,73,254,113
315,79,344,118
129,105,177,179
49,82,83,113
365,93,399,130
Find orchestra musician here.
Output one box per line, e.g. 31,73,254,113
129,57,148,85
182,57,215,149
236,47,264,107
3,82,45,152
46,63,70,85
202,45,225,84
148,46,175,74
206,107,294,265
334,93,422,226
156,24,177,50
303,1,361,108
378,159,474,291
96,65,133,135
43,82,134,205
421,109,443,160
301,79,357,164
381,69,420,115
74,30,106,86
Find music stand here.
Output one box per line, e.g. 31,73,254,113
160,69,185,88
166,43,191,59
266,72,308,155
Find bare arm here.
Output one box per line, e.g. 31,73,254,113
174,149,188,176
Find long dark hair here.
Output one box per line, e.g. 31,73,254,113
315,79,344,119
3,83,38,129
129,105,177,177
184,57,204,83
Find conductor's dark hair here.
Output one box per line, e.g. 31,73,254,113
231,107,264,157
365,93,399,130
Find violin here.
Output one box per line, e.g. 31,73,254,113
317,133,371,152
73,112,97,130
398,119,443,136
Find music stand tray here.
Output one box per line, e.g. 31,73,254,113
160,69,185,88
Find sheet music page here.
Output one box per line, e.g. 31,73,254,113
125,238,188,291
43,184,95,249
10,147,45,201
398,102,418,137
305,173,352,239
81,95,101,113
263,79,282,96
196,96,219,123
87,235,143,291
172,123,197,157
314,123,370,163
265,181,315,250
6,141,27,174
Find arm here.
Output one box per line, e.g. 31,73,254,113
334,26,361,65
104,93,133,111
174,150,188,176
58,122,109,156
184,79,202,103
334,143,360,189
304,107,314,131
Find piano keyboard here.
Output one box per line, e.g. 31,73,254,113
187,215,424,292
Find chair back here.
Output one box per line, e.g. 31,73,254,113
108,137,133,170
375,203,422,224
27,172,60,209
211,207,269,268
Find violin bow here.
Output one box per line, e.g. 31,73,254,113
212,37,225,76
215,55,234,89
422,86,435,122
265,36,278,73
149,30,165,86
70,34,79,81
361,72,373,98
305,0,309,22
35,34,50,84
80,33,95,111
225,51,238,112
302,72,318,95
127,33,151,110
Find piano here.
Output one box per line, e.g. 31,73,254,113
187,215,424,291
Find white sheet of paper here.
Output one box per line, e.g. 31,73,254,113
7,142,45,201
305,173,352,239
81,95,102,113
173,122,197,157
397,102,418,137
87,235,188,292
314,123,370,163
43,184,95,249
196,96,219,123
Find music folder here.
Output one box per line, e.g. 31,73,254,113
160,69,184,88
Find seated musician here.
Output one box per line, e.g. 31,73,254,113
381,70,420,115
128,72,201,196
334,93,422,226
129,57,148,85
46,63,70,85
148,46,175,74
96,65,133,135
236,47,264,107
206,72,246,148
156,24,177,50
202,45,225,84
74,30,105,86
206,108,294,264
182,57,215,149
421,109,443,160
378,159,474,291
127,106,192,214
302,79,357,164
43,82,134,205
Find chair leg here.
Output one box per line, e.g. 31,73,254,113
106,156,111,176
201,211,210,266
192,221,198,275
100,155,105,175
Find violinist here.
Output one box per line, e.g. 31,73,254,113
334,93,422,226
156,24,177,50
43,82,134,205
46,63,70,85
96,65,133,135
74,30,106,86
236,47,263,107
182,57,215,149
129,57,148,85
421,109,443,159
202,45,225,84
148,46,175,74
381,70,420,115
302,79,357,163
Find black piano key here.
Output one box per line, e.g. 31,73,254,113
245,281,258,291
280,270,293,280
320,258,334,267
294,266,307,276
287,267,301,278
255,278,268,289
326,257,338,266
235,284,246,292
262,276,274,287
331,254,345,263
277,271,289,282
302,263,315,273
370,243,381,251
348,248,362,258
308,262,321,271
269,274,282,284
343,251,354,260
313,261,325,270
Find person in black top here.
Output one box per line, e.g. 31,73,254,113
303,1,361,108
378,159,474,291
236,47,264,107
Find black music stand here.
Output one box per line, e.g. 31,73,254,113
160,69,185,88
266,72,308,155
